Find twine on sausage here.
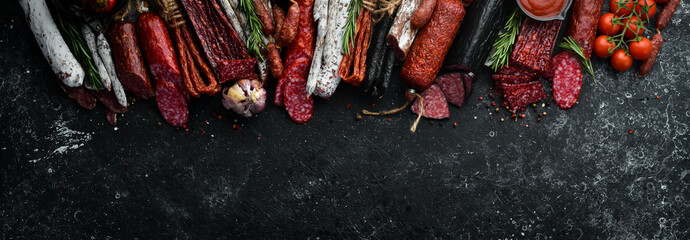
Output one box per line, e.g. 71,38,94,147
363,0,401,23
150,0,185,28
362,92,424,132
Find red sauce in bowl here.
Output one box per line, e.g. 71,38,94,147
518,0,567,18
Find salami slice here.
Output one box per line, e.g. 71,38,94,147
284,74,313,124
543,51,569,82
501,81,547,113
552,52,582,110
462,73,473,97
434,72,465,107
411,84,450,119
274,57,310,106
155,79,188,127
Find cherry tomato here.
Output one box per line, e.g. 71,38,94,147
635,0,657,20
594,35,617,58
629,37,653,60
610,49,633,71
611,0,635,16
598,13,623,36
624,16,644,39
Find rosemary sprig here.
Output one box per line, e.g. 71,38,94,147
342,0,361,55
560,37,595,77
239,0,267,61
49,0,103,90
489,8,523,72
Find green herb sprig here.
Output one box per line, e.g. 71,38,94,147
49,0,103,90
489,8,524,71
239,0,267,61
560,37,595,77
342,0,361,55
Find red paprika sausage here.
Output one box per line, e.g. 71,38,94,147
253,0,275,35
107,21,152,99
136,12,189,127
657,0,679,30
639,32,663,76
410,0,436,30
275,3,301,47
400,0,465,91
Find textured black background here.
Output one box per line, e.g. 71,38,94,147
2,1,689,238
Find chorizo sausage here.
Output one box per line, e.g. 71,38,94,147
108,21,153,99
657,0,679,30
265,42,284,79
639,32,663,76
275,3,301,47
253,0,275,35
567,0,604,59
410,0,436,30
400,0,466,91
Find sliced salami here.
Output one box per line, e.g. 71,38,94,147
434,72,465,107
552,52,582,110
462,73,473,97
155,79,188,127
274,57,310,106
411,84,450,119
543,51,569,82
90,90,127,114
502,81,547,113
57,79,96,110
284,74,313,124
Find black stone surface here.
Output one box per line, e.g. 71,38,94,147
2,1,689,239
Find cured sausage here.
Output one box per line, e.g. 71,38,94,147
657,0,679,30
435,72,465,107
136,13,188,100
312,0,350,98
445,0,509,73
639,32,663,76
284,59,314,124
81,24,111,91
108,21,153,99
277,0,315,122
551,52,582,110
20,0,84,88
155,79,188,127
253,0,275,35
410,0,436,30
90,90,127,114
306,0,329,96
567,0,604,59
275,3,301,47
387,0,422,60
339,9,372,87
410,84,450,119
56,80,96,110
400,0,466,91
96,33,127,106
265,42,284,79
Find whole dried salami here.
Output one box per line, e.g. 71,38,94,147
552,52,582,110
434,72,465,107
410,84,450,119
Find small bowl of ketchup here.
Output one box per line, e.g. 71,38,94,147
517,0,573,21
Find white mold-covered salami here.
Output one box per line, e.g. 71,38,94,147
306,0,329,95
387,0,422,60
81,24,111,90
19,0,84,87
314,0,349,98
219,0,247,42
96,33,127,107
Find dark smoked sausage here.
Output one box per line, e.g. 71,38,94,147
107,21,152,99
639,32,663,76
657,0,679,30
400,0,465,91
567,0,604,59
